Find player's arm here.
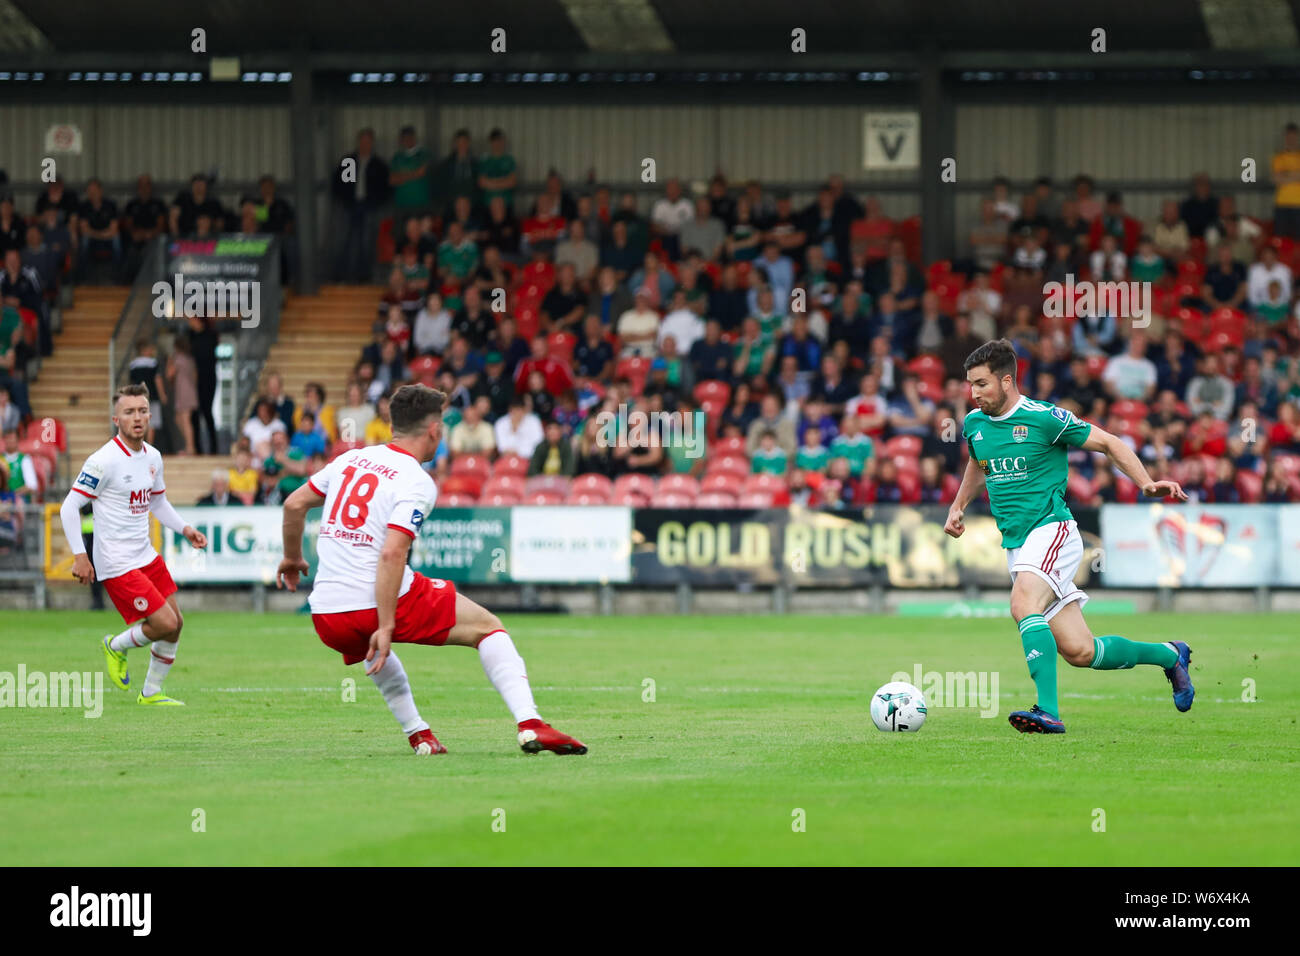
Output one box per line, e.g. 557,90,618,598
1080,427,1188,501
277,481,325,590
150,491,207,549
944,456,986,538
59,488,94,584
368,527,413,676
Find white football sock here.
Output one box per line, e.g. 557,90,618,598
369,651,429,736
142,640,178,696
109,623,148,653
478,631,541,724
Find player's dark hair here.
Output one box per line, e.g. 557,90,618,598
963,338,1018,382
390,384,447,435
113,382,149,405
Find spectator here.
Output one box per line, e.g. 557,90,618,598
449,398,495,455
750,242,795,311
1247,244,1291,309
495,399,544,459
1271,123,1300,239
555,218,598,284
366,394,394,444
127,339,166,445
1180,173,1219,240
726,197,764,263
170,173,224,237
261,429,308,502
0,384,20,433
513,336,574,397
600,219,641,282
746,393,796,458
196,470,243,507
332,128,390,281
845,372,889,438
35,178,79,233
1155,334,1198,396
573,316,615,381
1236,356,1280,417
263,371,295,430
0,196,24,254
616,288,661,358
1186,354,1235,420
1102,331,1158,402
1257,279,1290,329
828,413,874,477
412,292,452,356
918,456,948,504
796,425,831,473
2,428,36,501
1269,401,1300,453
291,411,328,458
679,196,726,263
1203,243,1247,311
1072,175,1102,223
921,404,961,474
526,418,575,477
521,193,566,258
294,382,337,444
750,429,788,475
436,220,479,284
658,288,705,355
475,351,516,421
335,382,376,444
649,179,693,260
482,195,521,262
228,448,258,503
1071,309,1118,358
1263,456,1296,502
887,374,935,437
586,265,633,329
241,397,285,459
20,224,58,298
389,124,432,236
540,262,586,334
719,382,758,435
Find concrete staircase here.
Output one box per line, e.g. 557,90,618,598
29,285,380,507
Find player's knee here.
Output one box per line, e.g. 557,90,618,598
477,611,505,644
1009,593,1042,622
1062,645,1093,668
150,605,180,636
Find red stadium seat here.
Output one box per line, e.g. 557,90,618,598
891,454,920,476
441,474,483,499
481,475,525,499
916,379,944,403
693,379,731,407
438,493,477,507
376,218,396,264
940,473,960,503
742,473,786,495
1116,476,1140,504
700,472,738,495
24,417,68,452
1235,470,1263,503
610,489,651,506
707,454,749,479
18,438,57,469
650,491,694,508
566,490,611,505
709,435,747,458
1110,399,1148,422
1176,258,1206,283
409,355,441,381
492,454,529,477
896,472,921,504
695,492,737,508
547,331,577,364
572,473,614,497
659,473,699,497
737,491,774,508
926,260,953,286
328,439,364,461
524,475,571,497
907,355,945,384
1067,472,1095,504
884,435,923,458
613,473,657,499
615,356,651,396
1085,354,1108,379
450,455,490,480
523,490,563,505
1186,237,1207,263
480,492,521,506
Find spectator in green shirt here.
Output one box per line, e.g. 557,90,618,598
828,413,874,477
795,427,831,473
437,221,480,283
1258,279,1290,326
390,125,433,233
477,128,518,211
751,429,788,475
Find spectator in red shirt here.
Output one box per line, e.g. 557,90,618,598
521,194,567,258
513,335,574,396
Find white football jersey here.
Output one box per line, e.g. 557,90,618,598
307,443,437,614
72,436,166,580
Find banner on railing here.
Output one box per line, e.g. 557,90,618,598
1100,503,1300,587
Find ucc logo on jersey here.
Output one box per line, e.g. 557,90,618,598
1012,425,1028,443
980,456,1029,476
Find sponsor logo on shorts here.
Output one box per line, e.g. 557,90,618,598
430,578,446,589
133,596,149,611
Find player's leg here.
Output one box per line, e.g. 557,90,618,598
139,594,184,702
1007,570,1065,731
444,593,587,754
365,650,445,753
1050,600,1194,712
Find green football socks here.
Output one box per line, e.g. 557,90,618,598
1017,614,1059,719
1089,635,1179,670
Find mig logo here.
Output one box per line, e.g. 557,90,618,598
129,489,150,506
1012,425,1028,443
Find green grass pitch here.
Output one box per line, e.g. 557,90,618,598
1,609,1295,865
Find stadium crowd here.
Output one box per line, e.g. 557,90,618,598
7,121,1300,515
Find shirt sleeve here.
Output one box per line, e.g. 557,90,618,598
72,455,105,499
151,453,166,495
306,458,333,498
1049,406,1092,448
386,477,432,540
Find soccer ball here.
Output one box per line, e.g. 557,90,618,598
870,681,928,732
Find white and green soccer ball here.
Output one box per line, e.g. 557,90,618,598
870,681,928,732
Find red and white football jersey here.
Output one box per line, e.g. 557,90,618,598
71,436,166,580
307,443,437,614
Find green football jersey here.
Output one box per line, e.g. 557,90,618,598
962,396,1092,549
